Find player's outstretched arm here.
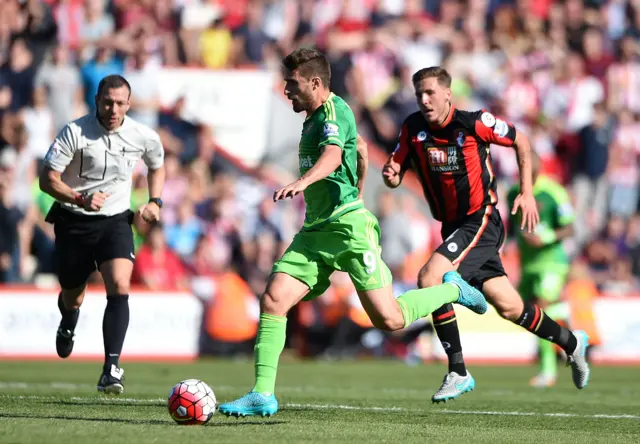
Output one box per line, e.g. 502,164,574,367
356,134,368,199
511,130,539,232
382,157,402,188
273,145,343,201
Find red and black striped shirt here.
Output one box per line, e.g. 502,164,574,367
392,106,517,223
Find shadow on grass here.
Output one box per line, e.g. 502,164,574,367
0,413,285,427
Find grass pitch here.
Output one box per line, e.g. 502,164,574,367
0,360,638,443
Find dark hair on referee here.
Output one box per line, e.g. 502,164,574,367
97,75,131,99
412,67,452,88
282,48,331,86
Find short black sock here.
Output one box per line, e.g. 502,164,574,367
58,293,79,332
516,301,577,354
432,304,467,376
103,295,130,372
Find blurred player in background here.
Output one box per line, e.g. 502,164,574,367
507,152,575,387
383,67,590,402
217,49,488,418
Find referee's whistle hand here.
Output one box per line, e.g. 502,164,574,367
84,192,110,212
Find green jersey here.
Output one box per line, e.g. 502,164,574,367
507,175,574,272
299,93,362,229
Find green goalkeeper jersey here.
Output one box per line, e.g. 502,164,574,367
298,93,362,229
507,175,574,272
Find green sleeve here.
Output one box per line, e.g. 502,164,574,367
552,187,575,227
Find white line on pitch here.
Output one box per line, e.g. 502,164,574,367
2,392,639,421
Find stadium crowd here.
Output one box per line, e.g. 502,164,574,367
0,0,638,354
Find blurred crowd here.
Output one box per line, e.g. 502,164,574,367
0,0,639,355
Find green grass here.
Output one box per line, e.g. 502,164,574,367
0,360,639,443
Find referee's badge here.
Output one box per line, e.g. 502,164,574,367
44,143,59,162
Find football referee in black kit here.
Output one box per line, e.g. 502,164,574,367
39,74,165,394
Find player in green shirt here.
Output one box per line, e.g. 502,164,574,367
218,48,488,417
507,153,575,387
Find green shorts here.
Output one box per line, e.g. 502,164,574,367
518,268,569,303
272,208,392,301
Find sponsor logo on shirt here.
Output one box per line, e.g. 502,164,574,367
300,155,314,169
426,146,460,172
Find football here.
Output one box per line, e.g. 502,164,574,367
167,379,217,425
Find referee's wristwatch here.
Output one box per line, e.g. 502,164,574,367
149,197,163,208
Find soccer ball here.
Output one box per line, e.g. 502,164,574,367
167,379,217,425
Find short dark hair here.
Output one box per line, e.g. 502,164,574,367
412,67,452,88
282,48,331,86
97,75,131,98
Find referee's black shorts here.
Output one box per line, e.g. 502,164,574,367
436,205,507,289
48,204,135,290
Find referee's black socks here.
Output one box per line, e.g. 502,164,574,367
103,294,130,371
58,293,79,332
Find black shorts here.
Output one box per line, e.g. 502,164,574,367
436,205,506,289
48,203,135,290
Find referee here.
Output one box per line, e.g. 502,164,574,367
39,75,165,394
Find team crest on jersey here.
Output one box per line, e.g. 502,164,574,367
427,146,459,172
302,123,315,135
417,131,427,141
455,130,466,147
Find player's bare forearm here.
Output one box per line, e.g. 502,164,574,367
39,168,83,205
513,130,533,195
356,135,368,198
147,166,165,200
299,145,342,187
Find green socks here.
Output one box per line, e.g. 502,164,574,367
252,284,460,394
253,313,287,395
539,338,557,377
397,283,459,328
538,302,568,377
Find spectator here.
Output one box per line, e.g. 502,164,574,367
0,150,22,283
80,45,124,111
79,0,115,62
35,43,84,132
2,38,37,113
376,190,413,280
165,199,203,259
575,101,613,243
607,109,640,219
22,85,54,161
131,223,188,290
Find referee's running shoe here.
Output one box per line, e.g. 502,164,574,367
98,365,125,395
56,327,75,358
